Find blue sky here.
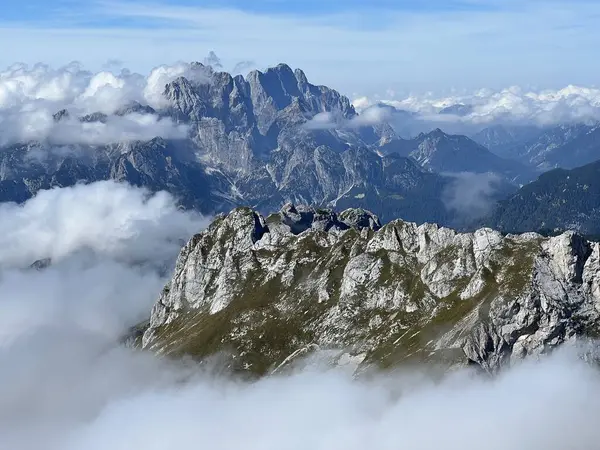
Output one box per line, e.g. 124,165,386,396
3,0,500,21
2,0,600,96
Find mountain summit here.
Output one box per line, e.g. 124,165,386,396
381,129,533,182
138,205,600,375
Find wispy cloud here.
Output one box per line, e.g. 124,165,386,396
303,105,394,130
1,1,600,94
442,171,506,224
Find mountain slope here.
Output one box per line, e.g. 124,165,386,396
485,160,600,235
139,205,600,376
471,124,543,157
381,129,533,182
474,123,600,171
543,125,600,169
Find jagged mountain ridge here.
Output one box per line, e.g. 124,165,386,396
0,62,515,226
381,128,533,183
471,124,543,157
139,204,600,376
8,61,600,234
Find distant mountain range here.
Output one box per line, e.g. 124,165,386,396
0,63,517,227
3,62,600,234
472,123,600,171
381,128,533,183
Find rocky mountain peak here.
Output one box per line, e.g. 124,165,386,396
52,109,70,122
80,112,109,123
115,101,156,116
381,128,533,181
428,128,449,138
164,76,207,120
29,258,52,271
271,204,381,235
188,61,215,79
294,68,309,86
157,63,359,138
250,64,302,99
164,76,198,101
139,206,600,376
438,104,473,116
339,208,382,231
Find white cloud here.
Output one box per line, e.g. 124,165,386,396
0,60,208,113
309,84,600,135
352,84,600,132
0,110,188,146
0,258,166,346
0,181,211,449
0,61,200,146
302,112,339,130
350,105,394,127
0,180,209,269
304,105,394,130
55,350,600,450
442,172,505,224
3,331,600,450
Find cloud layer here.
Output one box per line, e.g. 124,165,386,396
353,84,600,132
0,60,216,146
0,180,209,269
0,61,210,113
3,57,600,149
304,106,394,131
0,181,209,344
0,111,188,146
58,350,600,450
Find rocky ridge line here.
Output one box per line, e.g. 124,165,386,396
139,206,600,375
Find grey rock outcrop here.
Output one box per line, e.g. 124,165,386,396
140,206,600,376
29,258,52,271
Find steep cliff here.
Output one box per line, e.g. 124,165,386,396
141,205,600,375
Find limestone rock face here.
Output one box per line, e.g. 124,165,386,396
141,206,600,375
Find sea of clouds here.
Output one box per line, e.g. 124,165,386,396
351,85,600,137
1,181,600,450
